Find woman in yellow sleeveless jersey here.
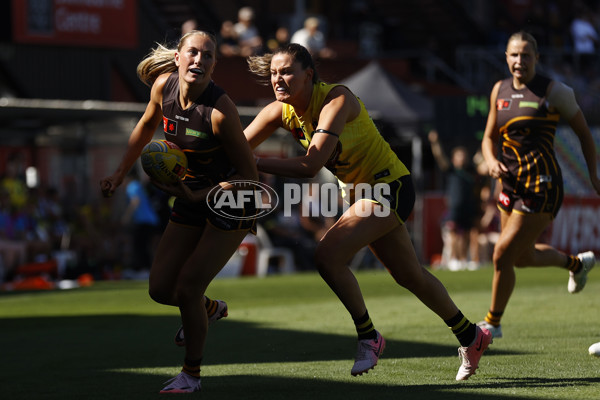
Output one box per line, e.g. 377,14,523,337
478,31,599,339
245,43,491,380
100,31,257,393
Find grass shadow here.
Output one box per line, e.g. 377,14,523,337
1,313,525,399
84,372,600,400
201,375,600,400
2,314,521,368
204,319,519,365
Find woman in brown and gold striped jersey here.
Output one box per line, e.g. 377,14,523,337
100,31,257,393
478,31,600,339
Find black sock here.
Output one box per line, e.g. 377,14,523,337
445,311,477,347
182,357,201,378
564,255,582,273
353,310,377,340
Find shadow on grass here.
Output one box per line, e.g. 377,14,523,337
191,375,600,400
1,314,540,400
99,372,600,400
1,314,520,366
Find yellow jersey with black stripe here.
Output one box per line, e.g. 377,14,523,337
495,74,562,194
281,82,410,186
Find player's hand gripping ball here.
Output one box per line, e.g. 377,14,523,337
141,140,188,184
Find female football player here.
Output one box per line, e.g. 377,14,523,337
478,31,599,339
100,30,257,393
244,43,492,381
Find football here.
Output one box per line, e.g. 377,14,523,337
589,342,600,357
140,140,188,184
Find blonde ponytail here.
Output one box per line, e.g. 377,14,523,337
136,43,177,87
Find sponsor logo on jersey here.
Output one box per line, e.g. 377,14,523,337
519,101,539,109
497,99,512,110
163,117,177,135
499,191,511,207
539,174,552,183
186,128,209,139
374,169,391,180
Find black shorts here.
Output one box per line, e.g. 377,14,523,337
497,186,563,219
170,183,257,232
445,206,478,232
369,174,415,224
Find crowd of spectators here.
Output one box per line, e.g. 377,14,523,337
188,6,339,60
0,168,171,286
183,2,599,63
187,2,600,122
0,164,338,285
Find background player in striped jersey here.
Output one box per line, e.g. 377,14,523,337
478,31,600,339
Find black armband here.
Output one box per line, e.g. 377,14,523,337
314,128,339,137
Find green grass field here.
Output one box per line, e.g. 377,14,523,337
1,266,599,399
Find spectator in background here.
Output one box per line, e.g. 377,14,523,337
267,26,290,52
291,17,336,59
546,2,567,49
217,20,240,57
428,130,480,271
0,189,52,281
259,198,316,271
20,192,52,262
122,168,160,277
570,7,599,73
234,6,263,56
69,203,120,279
472,151,501,265
1,153,28,209
145,179,172,233
181,19,198,36
0,189,26,281
35,186,69,253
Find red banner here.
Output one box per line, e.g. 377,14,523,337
423,193,446,264
549,196,600,255
423,193,600,265
12,0,138,48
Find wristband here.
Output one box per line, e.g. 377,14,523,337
314,128,339,137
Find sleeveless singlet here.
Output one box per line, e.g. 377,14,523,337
495,74,562,194
161,72,234,187
281,82,410,187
